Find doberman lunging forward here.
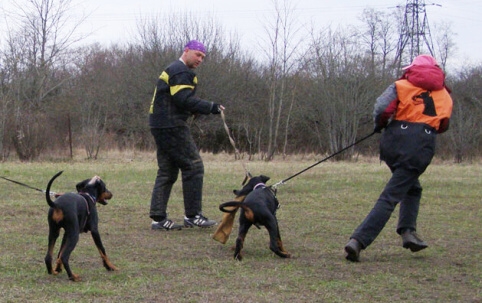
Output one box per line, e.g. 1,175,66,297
219,175,291,261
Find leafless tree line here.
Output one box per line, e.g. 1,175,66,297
0,0,480,162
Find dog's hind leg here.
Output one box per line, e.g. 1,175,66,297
58,230,81,281
45,224,60,275
266,217,291,258
53,233,68,274
234,219,252,261
91,230,118,271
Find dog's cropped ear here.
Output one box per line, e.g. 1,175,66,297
76,179,90,192
242,171,253,185
260,175,270,183
86,176,102,186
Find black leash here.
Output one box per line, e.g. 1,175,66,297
0,175,56,195
271,131,377,188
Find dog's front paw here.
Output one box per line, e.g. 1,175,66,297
107,265,119,271
54,259,63,273
69,274,81,282
103,259,119,271
234,253,243,261
271,248,291,258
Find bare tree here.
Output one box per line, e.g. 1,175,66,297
305,26,377,159
2,0,87,160
432,21,457,71
5,0,87,106
359,8,398,75
0,67,12,160
445,65,482,162
69,45,113,159
259,0,303,161
360,8,381,73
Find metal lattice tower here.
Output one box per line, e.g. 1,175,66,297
395,0,440,67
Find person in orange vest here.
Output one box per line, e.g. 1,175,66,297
344,55,453,262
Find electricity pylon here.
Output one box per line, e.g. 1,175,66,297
395,0,441,67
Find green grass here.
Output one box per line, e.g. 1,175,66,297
0,155,481,302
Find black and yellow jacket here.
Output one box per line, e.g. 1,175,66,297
149,59,216,128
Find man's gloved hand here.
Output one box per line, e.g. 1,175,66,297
211,103,224,114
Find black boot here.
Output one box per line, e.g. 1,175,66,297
402,230,428,252
345,238,362,262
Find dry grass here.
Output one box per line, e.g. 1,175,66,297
0,156,481,302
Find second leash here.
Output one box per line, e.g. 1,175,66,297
220,110,250,176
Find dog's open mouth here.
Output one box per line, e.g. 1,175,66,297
98,199,108,205
98,192,113,205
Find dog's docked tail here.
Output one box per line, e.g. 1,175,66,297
219,201,244,213
46,171,63,208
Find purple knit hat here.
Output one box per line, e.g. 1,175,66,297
184,40,206,54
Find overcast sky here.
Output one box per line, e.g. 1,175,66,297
1,0,481,68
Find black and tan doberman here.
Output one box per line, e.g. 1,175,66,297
218,175,291,261
44,171,117,281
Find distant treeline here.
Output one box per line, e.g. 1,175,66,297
1,1,480,162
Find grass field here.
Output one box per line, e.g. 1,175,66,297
0,153,481,302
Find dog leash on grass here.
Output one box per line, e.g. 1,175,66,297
270,131,377,189
0,175,57,196
220,110,250,176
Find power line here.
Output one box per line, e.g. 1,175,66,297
395,0,441,66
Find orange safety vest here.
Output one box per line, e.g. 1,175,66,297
394,79,453,131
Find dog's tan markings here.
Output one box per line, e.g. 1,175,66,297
277,239,291,257
234,195,246,202
100,191,113,201
277,239,284,250
70,274,81,282
244,207,255,222
98,249,118,271
54,258,63,274
52,208,64,223
54,244,69,273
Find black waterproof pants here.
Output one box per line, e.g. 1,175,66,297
351,121,436,248
149,126,204,220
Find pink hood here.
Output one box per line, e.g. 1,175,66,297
401,65,445,91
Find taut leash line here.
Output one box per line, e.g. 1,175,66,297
271,131,377,188
0,176,57,196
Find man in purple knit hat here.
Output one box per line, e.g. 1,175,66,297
148,40,225,230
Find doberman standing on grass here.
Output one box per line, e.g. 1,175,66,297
44,171,118,281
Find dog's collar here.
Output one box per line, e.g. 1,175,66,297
253,183,279,209
80,192,96,204
253,183,266,190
